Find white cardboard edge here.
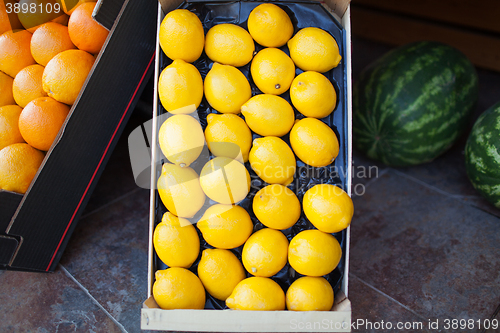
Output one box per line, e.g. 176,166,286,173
147,2,164,299
142,308,351,332
342,5,352,298
143,3,353,332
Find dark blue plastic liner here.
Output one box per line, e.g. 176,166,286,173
154,0,348,310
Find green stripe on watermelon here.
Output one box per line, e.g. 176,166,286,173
465,101,500,208
353,41,479,167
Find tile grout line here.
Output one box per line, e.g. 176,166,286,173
59,264,129,333
80,187,143,220
388,168,500,219
349,273,429,322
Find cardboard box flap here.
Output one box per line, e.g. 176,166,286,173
159,0,351,18
93,0,126,30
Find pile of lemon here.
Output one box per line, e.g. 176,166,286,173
153,4,353,312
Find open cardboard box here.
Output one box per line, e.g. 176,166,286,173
0,0,157,272
142,0,352,331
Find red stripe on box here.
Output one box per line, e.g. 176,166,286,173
45,52,156,272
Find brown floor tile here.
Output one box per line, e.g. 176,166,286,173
349,274,431,333
350,171,500,322
0,269,122,332
60,188,150,333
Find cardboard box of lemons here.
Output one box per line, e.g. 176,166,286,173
158,59,203,114
241,94,295,137
199,156,250,204
159,9,204,63
250,48,295,95
153,212,200,268
197,204,253,249
153,267,206,310
286,276,334,311
157,163,206,218
249,136,296,185
290,71,337,119
304,184,353,233
158,114,205,167
253,184,301,230
197,249,246,301
204,63,251,114
288,27,342,73
288,229,342,277
205,23,254,67
204,113,252,163
290,117,339,167
226,277,285,311
247,3,293,48
242,228,288,277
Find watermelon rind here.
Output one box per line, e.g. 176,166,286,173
353,41,479,167
465,101,500,208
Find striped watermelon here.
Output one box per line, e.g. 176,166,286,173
353,41,478,166
465,102,500,208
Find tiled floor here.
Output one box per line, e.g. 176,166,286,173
1,37,500,333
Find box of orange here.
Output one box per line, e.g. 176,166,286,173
0,0,157,272
141,0,353,331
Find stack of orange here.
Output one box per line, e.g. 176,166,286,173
0,0,109,194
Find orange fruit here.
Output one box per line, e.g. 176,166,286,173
30,22,76,66
61,0,93,15
18,96,70,151
0,105,24,150
17,0,65,33
0,70,15,107
12,64,47,108
0,30,36,77
68,2,109,54
0,142,45,194
52,14,70,26
42,49,95,105
0,0,23,35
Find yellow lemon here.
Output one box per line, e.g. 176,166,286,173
253,184,300,230
157,163,206,218
205,23,254,67
159,9,204,63
288,229,342,276
205,113,252,162
197,204,253,249
226,277,285,310
303,184,353,233
158,59,203,114
249,136,295,185
153,212,200,268
286,276,334,311
153,267,206,310
247,3,293,48
197,249,246,301
158,114,205,167
204,63,251,114
289,118,339,167
199,157,250,204
240,94,295,137
250,48,295,95
242,228,288,277
287,27,342,73
290,71,337,118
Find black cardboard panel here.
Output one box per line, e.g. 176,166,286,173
3,0,157,272
93,0,127,30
